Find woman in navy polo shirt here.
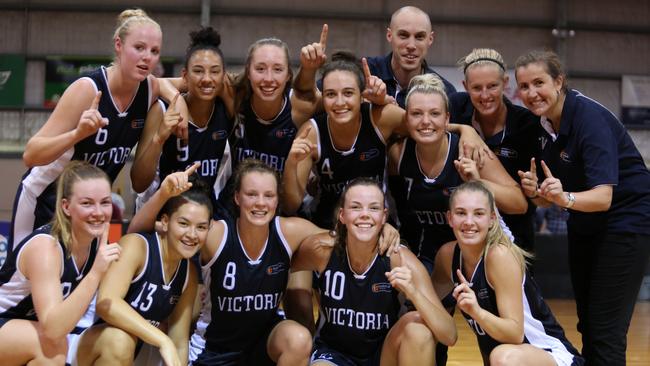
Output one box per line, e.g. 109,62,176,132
450,48,542,252
515,50,650,366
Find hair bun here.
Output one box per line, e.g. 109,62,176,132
189,27,222,48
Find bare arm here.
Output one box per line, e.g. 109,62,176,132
166,263,198,366
96,234,180,363
281,123,317,215
128,163,199,233
387,247,457,346
23,80,107,167
26,227,120,342
454,246,525,344
291,24,328,125
131,101,165,193
284,271,315,333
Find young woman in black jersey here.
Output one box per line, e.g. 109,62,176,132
133,27,233,214
128,159,331,366
285,26,489,230
388,74,527,269
0,162,121,365
432,181,583,366
75,163,210,366
11,9,172,249
450,48,541,252
292,178,457,365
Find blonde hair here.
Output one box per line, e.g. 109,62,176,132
113,8,161,46
457,48,507,78
51,161,110,255
449,181,532,273
405,73,449,112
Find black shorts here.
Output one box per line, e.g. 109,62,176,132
310,338,381,366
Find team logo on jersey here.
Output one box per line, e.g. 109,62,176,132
131,119,145,129
359,148,380,162
442,186,457,196
266,262,286,275
476,288,489,300
372,282,392,293
560,150,572,163
316,353,334,361
212,130,228,140
169,295,181,305
494,147,518,159
275,128,296,139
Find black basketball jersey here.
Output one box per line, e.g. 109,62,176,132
0,225,98,321
393,133,463,262
123,232,190,328
193,217,291,353
315,248,400,361
450,245,582,365
11,66,151,247
312,103,387,229
158,97,232,201
449,93,541,250
230,94,297,174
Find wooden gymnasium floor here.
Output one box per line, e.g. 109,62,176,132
446,299,650,365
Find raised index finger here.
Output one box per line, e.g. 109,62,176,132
319,24,328,50
456,269,470,285
90,91,102,110
540,160,554,179
298,125,312,139
361,58,372,84
99,221,110,246
184,161,200,176
169,92,180,110
529,157,537,176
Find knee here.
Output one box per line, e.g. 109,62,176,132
284,324,312,356
489,345,523,366
401,318,434,350
98,329,136,364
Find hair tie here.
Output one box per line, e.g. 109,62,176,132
463,57,506,74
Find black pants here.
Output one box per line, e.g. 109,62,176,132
567,230,650,366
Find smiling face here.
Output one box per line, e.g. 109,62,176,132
248,44,290,103
183,49,224,101
115,22,162,81
338,184,386,244
447,190,495,248
406,91,449,144
322,70,362,126
234,171,279,226
387,8,434,74
464,64,507,118
160,201,210,259
62,178,113,240
515,62,564,118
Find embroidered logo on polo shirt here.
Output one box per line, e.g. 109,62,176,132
560,150,572,163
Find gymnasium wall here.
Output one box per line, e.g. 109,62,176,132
0,0,648,219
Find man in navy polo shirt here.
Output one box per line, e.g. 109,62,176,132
366,6,456,107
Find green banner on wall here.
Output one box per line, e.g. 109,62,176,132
45,56,110,108
0,54,26,107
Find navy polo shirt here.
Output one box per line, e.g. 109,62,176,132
449,92,543,178
449,92,542,250
365,52,456,108
538,89,650,235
